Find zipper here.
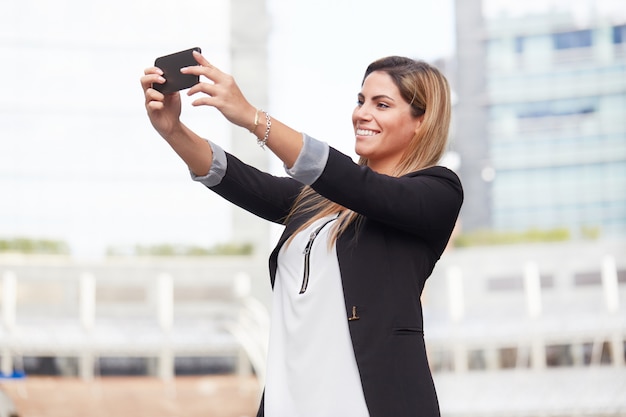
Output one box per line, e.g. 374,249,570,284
299,216,338,294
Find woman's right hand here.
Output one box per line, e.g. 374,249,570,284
139,66,214,177
140,67,183,138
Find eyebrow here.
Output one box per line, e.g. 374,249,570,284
358,92,396,102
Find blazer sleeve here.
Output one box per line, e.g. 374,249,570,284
208,152,305,224
311,147,464,238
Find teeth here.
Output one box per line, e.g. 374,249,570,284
356,129,377,136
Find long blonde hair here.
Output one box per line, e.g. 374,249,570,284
286,56,452,245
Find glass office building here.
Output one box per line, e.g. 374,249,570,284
457,3,626,238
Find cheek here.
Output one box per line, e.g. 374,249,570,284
399,119,419,143
387,126,416,153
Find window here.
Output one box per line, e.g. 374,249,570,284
516,97,597,119
175,356,237,375
499,347,518,369
98,357,150,376
429,349,454,372
488,274,554,291
515,36,524,53
488,276,524,291
468,349,486,371
614,24,626,44
546,344,574,367
23,356,78,376
553,30,592,50
574,271,601,286
579,270,626,285
582,341,612,365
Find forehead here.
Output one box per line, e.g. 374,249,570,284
360,71,402,97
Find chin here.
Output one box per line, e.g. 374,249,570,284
355,147,372,160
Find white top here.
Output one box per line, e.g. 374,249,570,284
190,135,367,415
264,215,370,417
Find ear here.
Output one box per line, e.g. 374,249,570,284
413,115,425,134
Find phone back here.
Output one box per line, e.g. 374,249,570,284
153,47,202,94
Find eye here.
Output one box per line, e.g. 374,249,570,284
377,102,390,109
356,97,364,106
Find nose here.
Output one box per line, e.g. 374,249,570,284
353,103,372,121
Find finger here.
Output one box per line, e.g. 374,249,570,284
140,73,166,91
189,96,216,108
181,63,215,78
192,50,210,67
182,52,227,82
144,66,164,76
145,87,165,101
144,88,168,108
146,100,165,111
186,81,217,97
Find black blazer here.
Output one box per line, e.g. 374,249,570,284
210,147,463,417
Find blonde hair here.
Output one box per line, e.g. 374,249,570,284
286,56,452,245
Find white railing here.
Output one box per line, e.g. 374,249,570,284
1,240,624,383
0,256,270,382
424,240,626,373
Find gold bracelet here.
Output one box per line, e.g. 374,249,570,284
248,108,261,133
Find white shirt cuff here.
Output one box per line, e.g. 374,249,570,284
190,140,227,187
284,133,329,185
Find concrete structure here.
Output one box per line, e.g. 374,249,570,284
424,239,626,372
0,238,624,416
229,0,271,258
424,238,626,416
452,0,492,232
0,254,269,383
452,0,626,238
228,0,274,310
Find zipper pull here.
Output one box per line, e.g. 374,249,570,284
299,216,338,294
302,232,317,255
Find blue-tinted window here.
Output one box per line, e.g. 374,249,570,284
553,30,592,49
516,97,597,119
614,25,626,44
515,36,524,53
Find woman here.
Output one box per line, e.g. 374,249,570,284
141,51,463,417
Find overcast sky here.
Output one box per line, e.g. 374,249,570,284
7,0,618,259
0,0,456,258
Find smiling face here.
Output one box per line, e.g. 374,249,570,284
352,70,423,175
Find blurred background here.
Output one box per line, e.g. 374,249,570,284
0,0,625,416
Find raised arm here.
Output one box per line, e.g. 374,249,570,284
140,66,214,176
181,51,304,169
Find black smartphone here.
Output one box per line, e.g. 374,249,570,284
153,47,202,94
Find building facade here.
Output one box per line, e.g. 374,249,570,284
454,0,626,238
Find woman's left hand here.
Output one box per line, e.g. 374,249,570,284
183,50,304,168
182,51,257,131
